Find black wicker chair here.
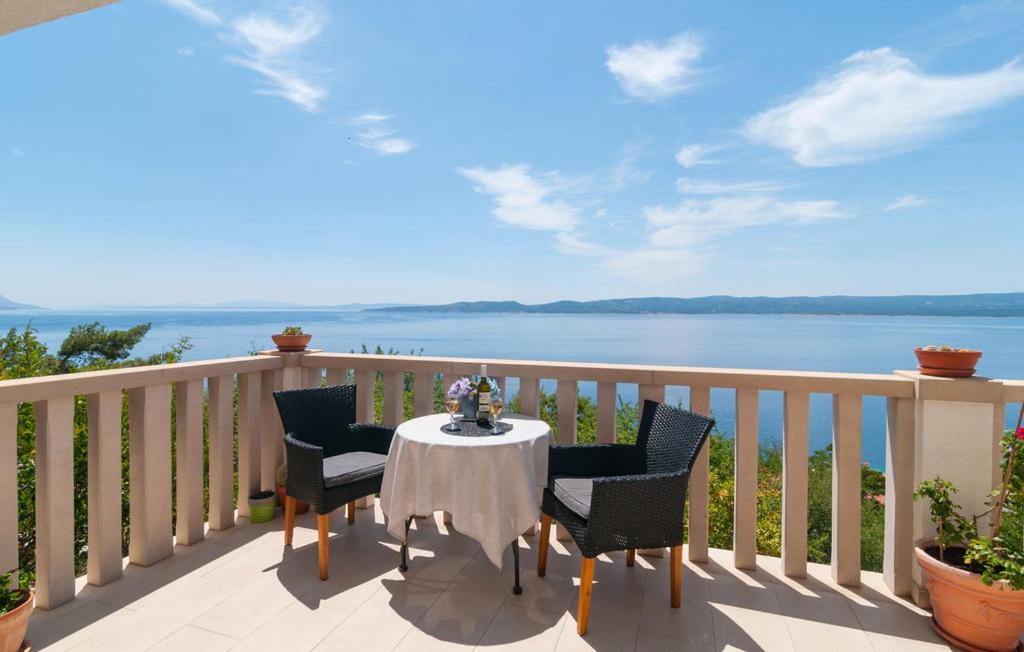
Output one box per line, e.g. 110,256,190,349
273,384,395,580
537,400,714,635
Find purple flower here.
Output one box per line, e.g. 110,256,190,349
447,378,473,400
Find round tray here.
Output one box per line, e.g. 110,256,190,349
440,420,514,437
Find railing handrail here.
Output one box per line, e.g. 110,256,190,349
0,355,281,404
301,352,918,397
3,350,1021,404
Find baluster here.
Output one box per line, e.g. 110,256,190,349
35,397,76,608
237,373,262,518
519,377,540,418
208,375,234,530
382,370,402,428
413,372,434,417
688,385,711,563
86,391,123,585
556,379,577,445
304,367,323,388
884,395,915,597
596,381,616,443
832,393,862,586
782,390,809,578
326,367,346,387
174,381,204,545
734,388,758,570
638,384,666,557
355,368,374,423
0,403,16,579
260,369,283,490
128,384,173,567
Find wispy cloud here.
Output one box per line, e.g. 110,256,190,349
351,114,416,155
745,48,1024,167
606,142,652,190
884,194,928,211
606,195,844,281
675,177,783,194
10,148,24,158
555,232,609,256
163,0,329,112
176,46,195,57
675,143,723,169
163,0,222,26
606,33,705,101
459,164,579,231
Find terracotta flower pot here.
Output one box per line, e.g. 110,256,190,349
0,589,33,652
915,348,982,378
915,540,1024,651
272,334,312,352
276,485,310,514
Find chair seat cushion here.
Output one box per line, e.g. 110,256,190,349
322,451,387,488
552,477,594,520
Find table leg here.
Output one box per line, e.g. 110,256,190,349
399,516,413,572
512,540,522,595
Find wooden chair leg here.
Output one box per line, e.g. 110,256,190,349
670,545,682,608
347,500,356,525
626,549,635,567
317,513,330,581
284,496,296,546
537,513,552,577
577,556,595,636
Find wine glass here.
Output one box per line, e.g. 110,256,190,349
444,397,461,432
489,395,504,434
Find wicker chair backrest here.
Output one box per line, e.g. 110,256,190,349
636,400,714,475
273,384,358,458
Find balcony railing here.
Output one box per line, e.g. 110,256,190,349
2,350,1022,611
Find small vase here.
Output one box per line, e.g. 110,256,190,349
248,490,277,524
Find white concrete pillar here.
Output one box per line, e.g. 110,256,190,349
897,371,1004,606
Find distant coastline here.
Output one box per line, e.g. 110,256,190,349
371,293,1024,317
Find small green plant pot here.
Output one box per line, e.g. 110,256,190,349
248,490,277,524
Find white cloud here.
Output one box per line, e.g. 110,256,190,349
10,148,24,158
676,177,783,194
163,0,222,26
351,113,416,155
459,164,579,231
606,143,652,190
645,195,843,247
606,33,704,101
884,194,928,211
555,232,608,256
164,0,329,112
745,48,1024,166
605,194,843,282
675,143,722,168
176,46,195,57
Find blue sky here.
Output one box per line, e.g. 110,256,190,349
2,0,1024,307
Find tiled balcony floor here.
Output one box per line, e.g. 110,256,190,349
28,507,951,651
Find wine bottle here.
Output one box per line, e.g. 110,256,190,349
476,364,491,427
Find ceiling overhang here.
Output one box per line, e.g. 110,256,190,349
1,0,120,36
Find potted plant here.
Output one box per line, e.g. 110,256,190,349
275,462,310,514
272,325,312,352
913,412,1024,651
248,489,278,524
0,572,33,652
915,344,983,378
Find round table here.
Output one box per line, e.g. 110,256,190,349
379,413,550,584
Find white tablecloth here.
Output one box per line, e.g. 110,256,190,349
379,413,550,569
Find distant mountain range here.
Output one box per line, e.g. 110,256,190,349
372,293,1024,317
0,295,40,310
